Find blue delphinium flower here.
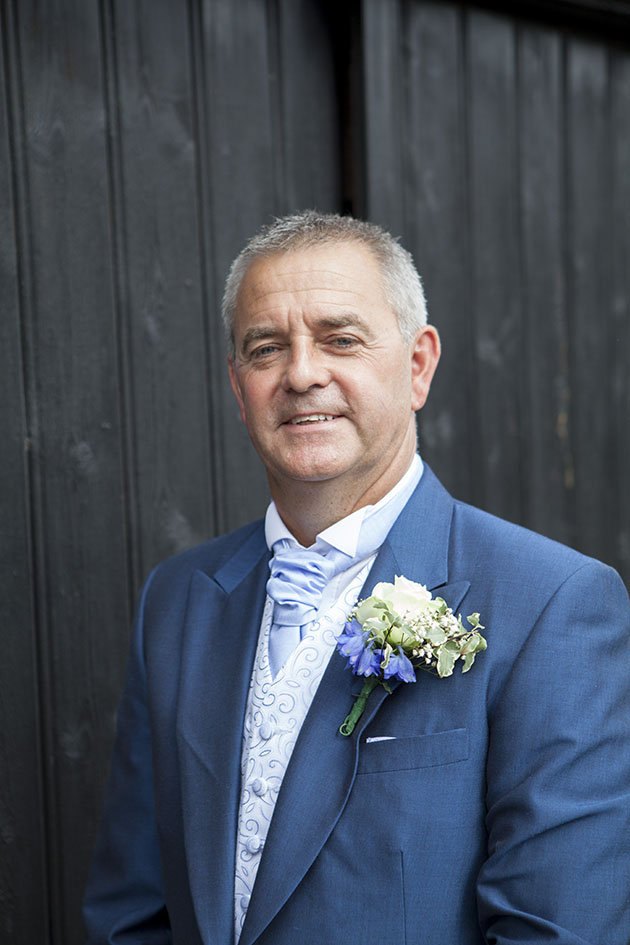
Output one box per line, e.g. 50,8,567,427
354,645,382,677
336,618,366,657
337,619,381,676
383,648,416,683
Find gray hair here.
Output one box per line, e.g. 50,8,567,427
221,210,428,355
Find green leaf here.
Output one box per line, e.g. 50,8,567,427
424,627,447,646
466,612,484,631
433,597,449,616
462,652,476,673
460,632,480,654
437,646,456,677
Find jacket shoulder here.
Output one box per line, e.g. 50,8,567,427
451,497,619,592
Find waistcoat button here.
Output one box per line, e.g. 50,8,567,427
246,836,264,854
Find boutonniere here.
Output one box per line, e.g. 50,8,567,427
336,575,487,736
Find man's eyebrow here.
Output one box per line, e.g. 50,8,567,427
315,313,372,333
240,326,279,355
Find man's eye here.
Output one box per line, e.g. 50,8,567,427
330,336,356,348
251,344,278,359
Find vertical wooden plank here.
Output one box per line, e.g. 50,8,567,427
0,5,49,941
400,2,478,503
14,1,130,941
277,0,343,213
565,38,615,566
609,49,630,586
464,8,524,522
517,24,574,544
360,0,407,233
107,0,214,577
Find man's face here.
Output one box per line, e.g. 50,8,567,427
228,241,439,505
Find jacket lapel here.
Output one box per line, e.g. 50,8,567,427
239,465,470,945
176,527,269,945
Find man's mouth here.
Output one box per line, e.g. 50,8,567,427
286,414,339,425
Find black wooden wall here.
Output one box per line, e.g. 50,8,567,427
1,2,628,943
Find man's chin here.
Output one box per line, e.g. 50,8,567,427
267,457,354,487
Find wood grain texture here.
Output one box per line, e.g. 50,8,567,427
517,23,574,544
0,4,49,941
361,0,407,234
402,2,477,504
565,38,615,565
609,50,630,581
464,8,525,522
13,1,130,940
107,0,214,577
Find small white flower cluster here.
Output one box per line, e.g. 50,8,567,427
352,575,486,679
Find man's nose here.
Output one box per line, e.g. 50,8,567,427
281,341,330,392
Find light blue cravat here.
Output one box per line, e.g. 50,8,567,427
266,543,351,677
265,456,424,678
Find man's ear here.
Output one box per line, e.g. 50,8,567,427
410,325,441,411
228,357,247,425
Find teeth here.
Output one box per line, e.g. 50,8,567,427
290,414,336,424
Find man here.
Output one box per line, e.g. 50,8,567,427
84,211,630,944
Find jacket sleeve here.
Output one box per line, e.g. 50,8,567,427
83,568,172,945
477,560,630,944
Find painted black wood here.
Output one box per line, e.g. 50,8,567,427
609,52,630,579
104,0,215,579
474,0,630,35
516,23,573,546
0,4,49,941
360,0,630,585
565,38,615,565
11,3,132,941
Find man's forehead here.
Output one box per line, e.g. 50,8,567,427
253,240,378,276
237,241,382,303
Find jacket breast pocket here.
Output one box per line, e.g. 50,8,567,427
356,727,469,774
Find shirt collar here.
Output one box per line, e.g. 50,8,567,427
265,453,423,556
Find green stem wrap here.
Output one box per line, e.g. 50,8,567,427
339,677,379,736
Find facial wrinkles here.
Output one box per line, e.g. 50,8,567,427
238,310,383,374
237,265,373,339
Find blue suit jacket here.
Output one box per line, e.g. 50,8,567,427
84,467,630,944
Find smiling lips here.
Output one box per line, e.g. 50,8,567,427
286,414,339,425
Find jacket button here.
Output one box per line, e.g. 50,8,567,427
259,722,274,740
252,777,268,796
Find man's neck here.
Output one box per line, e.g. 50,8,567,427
269,451,418,547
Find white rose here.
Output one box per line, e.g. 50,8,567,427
371,575,432,616
355,596,387,625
